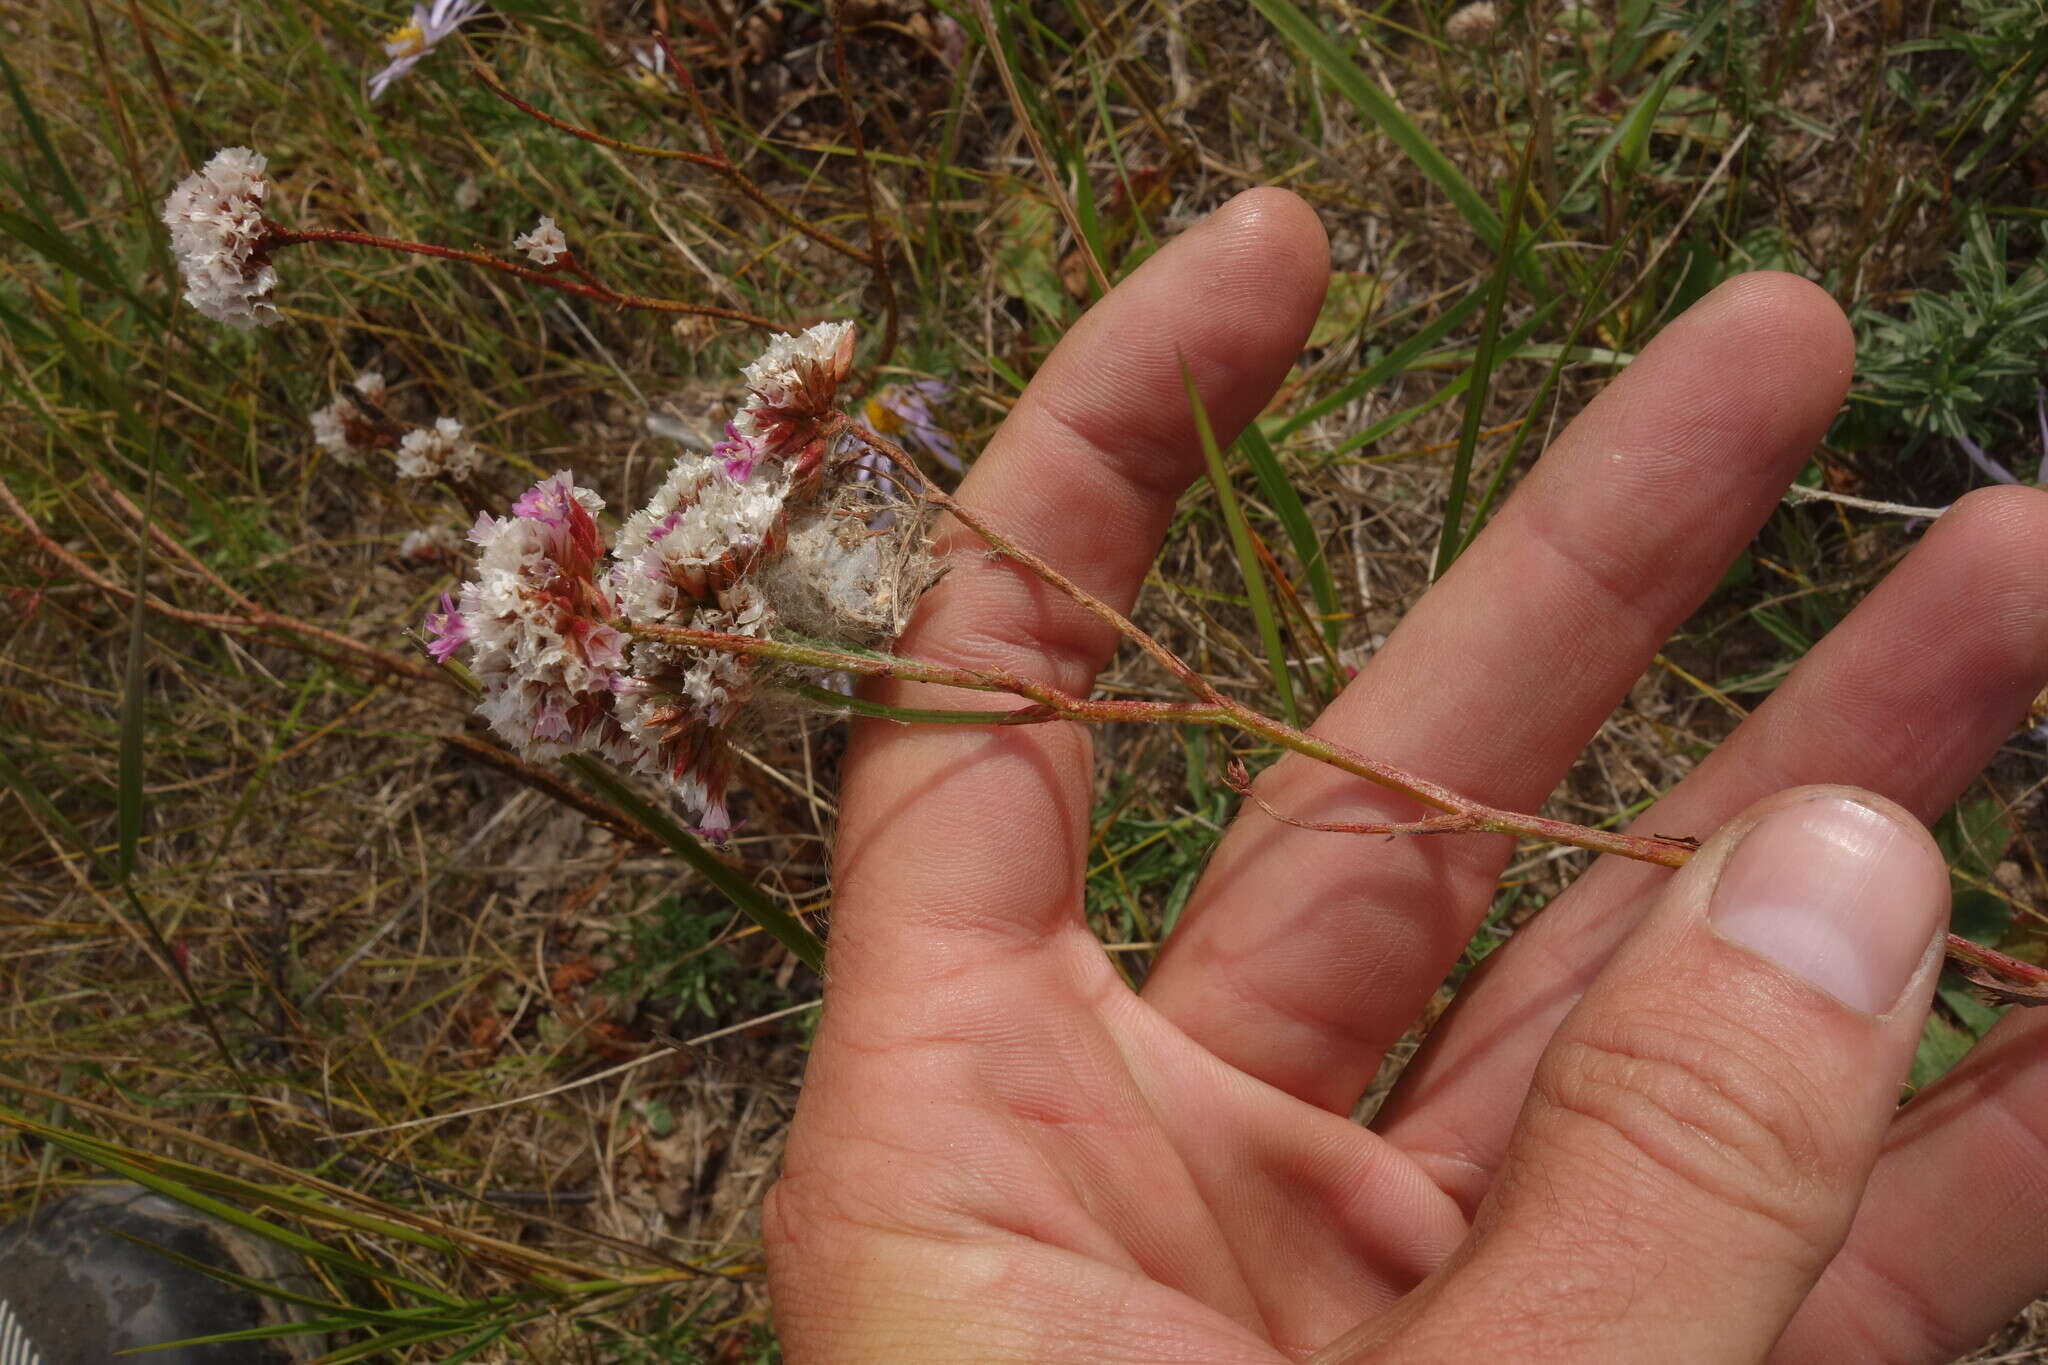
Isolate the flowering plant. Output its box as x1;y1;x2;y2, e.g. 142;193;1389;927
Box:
139;40;2048;1006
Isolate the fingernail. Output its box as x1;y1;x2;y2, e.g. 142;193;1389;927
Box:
1709;797;1947;1014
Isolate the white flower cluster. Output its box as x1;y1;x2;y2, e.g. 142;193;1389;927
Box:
395;417;482;481
398;524;464;563
513;216;568;266
429;321;932;838
715;320;855;479
454;477;637;764
1445;1;1499;44
161;147;281;329
310;370;388;465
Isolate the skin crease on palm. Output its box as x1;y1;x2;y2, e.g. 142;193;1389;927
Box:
760;189;2048;1363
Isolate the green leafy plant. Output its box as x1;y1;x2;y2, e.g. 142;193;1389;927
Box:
1839;208;2048;459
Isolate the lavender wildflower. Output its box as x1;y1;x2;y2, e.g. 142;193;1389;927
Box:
861;379;962;471
369;0;487;100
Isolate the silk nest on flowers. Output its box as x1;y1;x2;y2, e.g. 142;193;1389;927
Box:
425;321;937;839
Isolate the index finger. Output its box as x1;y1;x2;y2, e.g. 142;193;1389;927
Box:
826;189;1329;988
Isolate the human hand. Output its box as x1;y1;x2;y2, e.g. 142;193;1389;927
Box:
762;189;2048;1363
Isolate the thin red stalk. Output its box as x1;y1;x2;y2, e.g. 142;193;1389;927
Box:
1;475;446;688
625;619;1224;727
846;425;1696;867
477;65;876;267
849;425;1225;703
828;3;900;373
274;227;783;330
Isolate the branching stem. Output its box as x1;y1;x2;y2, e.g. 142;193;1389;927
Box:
273;227;782;330
475;65;877;269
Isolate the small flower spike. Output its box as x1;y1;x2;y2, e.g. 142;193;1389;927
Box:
394;417;483;481
1445;1;1499;44
513;216;568;267
161;147;282;329
717;321;856;484
311;370;391;466
369;0;488;100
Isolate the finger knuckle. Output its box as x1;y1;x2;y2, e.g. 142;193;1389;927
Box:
1532;1014;1840;1260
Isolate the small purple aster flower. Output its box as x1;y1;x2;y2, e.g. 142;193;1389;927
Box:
369;0;487;101
863;379;962;472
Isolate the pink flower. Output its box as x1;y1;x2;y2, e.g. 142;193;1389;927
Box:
423;593;467;661
726;321;856;486
513;216;568;266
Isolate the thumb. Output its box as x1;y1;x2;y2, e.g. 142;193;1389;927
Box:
1370;786;1952;1364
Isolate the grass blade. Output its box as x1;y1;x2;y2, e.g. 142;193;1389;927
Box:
1325;300;1559;463
1267;288;1488;443
1249;0;1539;293
565;756;827;973
1237;421;1342;658
1454;226;1639;556
1183;357;1298;725
1434;136;1537;581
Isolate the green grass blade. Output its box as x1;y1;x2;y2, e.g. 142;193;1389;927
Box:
1249;0;1539;293
565;756;827;973
1267;288;1488;442
1237;422;1342;658
1454;228;1638;555
1325;301;1559;463
1434;136;1537;580
1184;357;1298;725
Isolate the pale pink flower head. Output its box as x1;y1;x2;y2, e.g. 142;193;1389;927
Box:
612;458;788;610
617;583;772;842
721;321;856;485
394;416;482;481
453;473;633;759
161;147;282;329
311;370;390;465
513;216;568;266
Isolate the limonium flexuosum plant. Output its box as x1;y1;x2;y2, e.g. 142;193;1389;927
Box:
149;69;2048;1003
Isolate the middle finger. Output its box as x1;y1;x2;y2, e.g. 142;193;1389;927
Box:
1141;273;1853;1113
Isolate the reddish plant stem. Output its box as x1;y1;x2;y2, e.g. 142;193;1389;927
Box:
0;475;447;689
844;424;1692;867
625;618;1225;727
826;3;900;374
476;65;876;268
833;436;2048;1000
273;227;783;331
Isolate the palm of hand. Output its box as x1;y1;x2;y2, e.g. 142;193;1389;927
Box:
764;192;2048;1363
